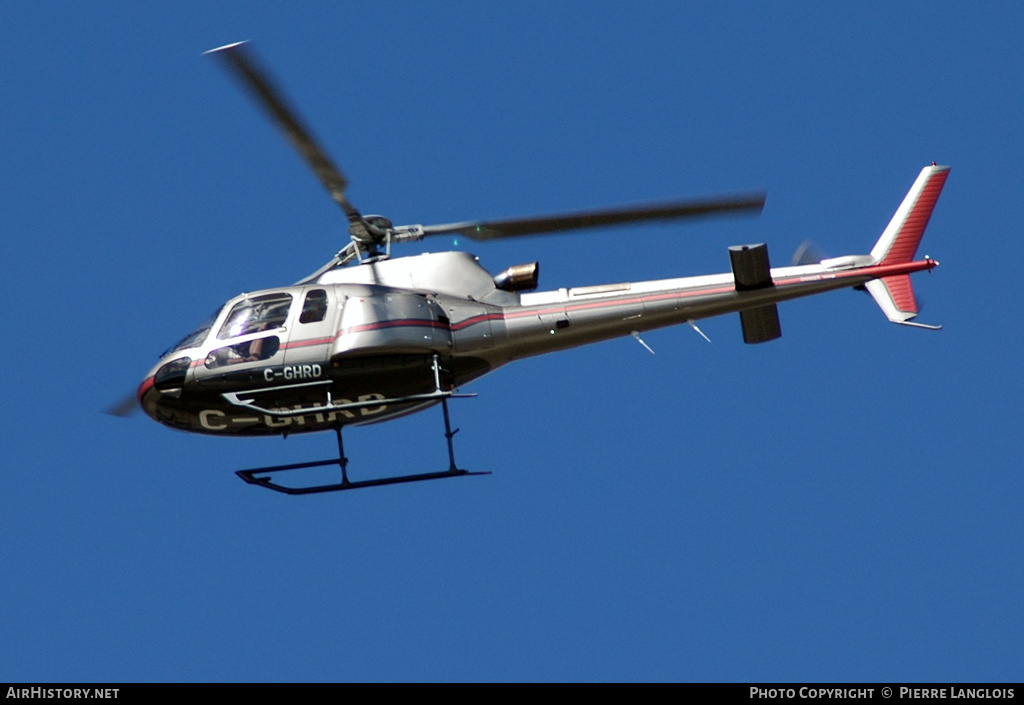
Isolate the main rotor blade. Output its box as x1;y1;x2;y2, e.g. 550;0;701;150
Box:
416;193;766;240
204;41;362;224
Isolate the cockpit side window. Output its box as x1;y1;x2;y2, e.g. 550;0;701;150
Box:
299;289;329;324
205;335;281;369
217;293;293;340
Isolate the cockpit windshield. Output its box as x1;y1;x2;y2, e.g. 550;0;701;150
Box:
217;293;293;340
162;307;222;357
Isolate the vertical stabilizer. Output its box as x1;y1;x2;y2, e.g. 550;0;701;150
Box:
864;164;948;329
870;164;949;265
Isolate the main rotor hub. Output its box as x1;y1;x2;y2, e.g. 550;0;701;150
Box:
349;215;393;243
363;215;393;231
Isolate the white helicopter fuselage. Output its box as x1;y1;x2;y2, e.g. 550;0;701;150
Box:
135;43;949;493
139;191;941;439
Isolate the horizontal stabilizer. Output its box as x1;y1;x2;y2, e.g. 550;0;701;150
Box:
729;243;774;290
729;243;782;343
740;304;782;344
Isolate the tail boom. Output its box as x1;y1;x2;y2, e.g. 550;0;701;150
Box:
506;165;948;355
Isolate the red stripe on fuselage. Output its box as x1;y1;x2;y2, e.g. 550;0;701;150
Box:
773;258;937;287
280;336;335;349
450;313;506;331
338;318;451;336
500;285;734;322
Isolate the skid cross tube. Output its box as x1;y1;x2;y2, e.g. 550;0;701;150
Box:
222;383;475;419
234;356;489;494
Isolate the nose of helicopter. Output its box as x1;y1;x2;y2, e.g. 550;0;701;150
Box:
139;355;192;409
137;375;156;403
135;354;198;429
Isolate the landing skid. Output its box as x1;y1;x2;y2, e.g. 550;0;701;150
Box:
235;396;489;495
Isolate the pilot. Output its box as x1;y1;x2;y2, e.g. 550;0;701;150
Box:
245;321;270;361
245;327;280;362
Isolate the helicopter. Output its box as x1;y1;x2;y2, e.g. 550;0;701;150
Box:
127;42;948;495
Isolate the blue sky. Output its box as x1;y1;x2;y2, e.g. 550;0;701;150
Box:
1;2;1021;682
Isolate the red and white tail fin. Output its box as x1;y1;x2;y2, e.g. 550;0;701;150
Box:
866;165;949;329
870;164;949;265
864;276;939;328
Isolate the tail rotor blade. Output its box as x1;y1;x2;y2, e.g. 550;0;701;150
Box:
792;239;828;266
